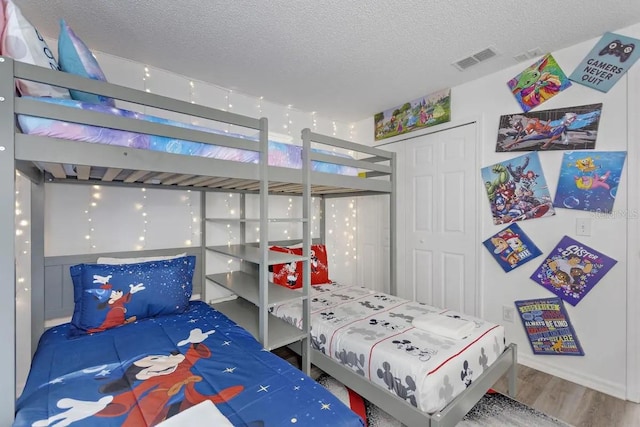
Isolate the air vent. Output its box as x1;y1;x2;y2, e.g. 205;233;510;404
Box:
452;45;499;71
514;47;544;63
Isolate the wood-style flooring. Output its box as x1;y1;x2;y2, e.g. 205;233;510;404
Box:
492;365;640;427
273;347;639;427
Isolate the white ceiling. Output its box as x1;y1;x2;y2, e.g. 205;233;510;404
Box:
16;0;640;122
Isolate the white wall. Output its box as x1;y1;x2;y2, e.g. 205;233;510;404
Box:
355;23;640;401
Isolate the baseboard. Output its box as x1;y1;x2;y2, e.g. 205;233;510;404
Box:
518;354;627;400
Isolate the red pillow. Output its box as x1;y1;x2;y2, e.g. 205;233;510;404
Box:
271;246;303;289
270;244;331;288
310;244;331;285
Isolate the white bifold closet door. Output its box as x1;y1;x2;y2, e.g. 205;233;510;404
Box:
404;123;478;316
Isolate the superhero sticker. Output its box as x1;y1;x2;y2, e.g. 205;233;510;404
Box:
495;103;602;152
569;32;640;93
507;53;572;112
481;152;555;225
553;151;627;213
530;236;617;306
482;223;542;272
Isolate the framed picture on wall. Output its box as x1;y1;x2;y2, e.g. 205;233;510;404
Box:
553;151;627;213
515;297;584;356
482;223;542;272
507;53;572;113
481;152;555;225
495;103;602;152
530;236;617;306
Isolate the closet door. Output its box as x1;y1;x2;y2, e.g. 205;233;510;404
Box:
405;123;478;315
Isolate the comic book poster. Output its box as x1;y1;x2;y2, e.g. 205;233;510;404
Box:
373;88;451;141
495;103;602;152
569;32;640;93
530;236;617;306
515;297;584;356
481;152;555;225
507;53;572;113
482;223;542;272
553;151;627;213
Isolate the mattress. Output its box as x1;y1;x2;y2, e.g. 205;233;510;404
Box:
14;301;364;427
270;283;506;414
17;96;357;176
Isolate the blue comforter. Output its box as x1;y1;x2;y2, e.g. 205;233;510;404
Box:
14;301;363;426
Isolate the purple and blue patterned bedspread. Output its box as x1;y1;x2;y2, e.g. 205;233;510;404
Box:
14;301;364;426
17;97;357;175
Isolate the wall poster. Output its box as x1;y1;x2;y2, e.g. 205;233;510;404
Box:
529;236;617;306
495;103;602;152
507;53;572;113
553;151;627;213
569;32;640;92
515;297;584;356
374;88;451;141
482;223;542;272
481;152;555;225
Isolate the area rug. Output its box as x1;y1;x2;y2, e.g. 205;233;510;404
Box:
316;374;572;427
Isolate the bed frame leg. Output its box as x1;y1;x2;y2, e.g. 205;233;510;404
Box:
508;343;518;398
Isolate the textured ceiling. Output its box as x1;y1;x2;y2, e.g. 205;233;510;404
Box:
15;0;640;122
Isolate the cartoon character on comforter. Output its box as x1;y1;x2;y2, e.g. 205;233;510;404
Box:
32;329;243;427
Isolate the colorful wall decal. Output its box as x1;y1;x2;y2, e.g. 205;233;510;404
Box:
553;151;627;213
515;297;584;356
373;88;451;141
482;223;542;272
507;53;572;113
530;236;617;306
495;103;602;152
481;152;555;225
569;32;640;93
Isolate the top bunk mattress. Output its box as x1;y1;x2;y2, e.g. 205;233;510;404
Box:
17;97;357;176
14;301;364;427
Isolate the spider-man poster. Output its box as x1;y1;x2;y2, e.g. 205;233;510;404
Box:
495;103;602;152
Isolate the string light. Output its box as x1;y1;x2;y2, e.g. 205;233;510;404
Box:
143;66;151;93
257;96;264;116
15;173;31;297
86;185;100;251
312;112;317;131
136;188;148;250
183;190;197;246
224;193;235;245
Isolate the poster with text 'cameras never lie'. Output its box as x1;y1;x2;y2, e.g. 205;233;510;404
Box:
569;32;640;93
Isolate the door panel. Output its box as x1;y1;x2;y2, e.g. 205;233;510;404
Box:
405;124;478;315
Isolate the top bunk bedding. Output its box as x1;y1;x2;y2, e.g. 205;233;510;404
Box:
14;301;365;427
17;96;357;176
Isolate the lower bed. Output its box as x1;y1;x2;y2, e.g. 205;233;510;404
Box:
14;301;364;427
270;283;509;415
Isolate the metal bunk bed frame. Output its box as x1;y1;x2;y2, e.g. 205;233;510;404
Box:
0;56;396;425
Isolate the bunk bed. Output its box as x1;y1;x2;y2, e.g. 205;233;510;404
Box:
1;56;391;426
0;56;517;426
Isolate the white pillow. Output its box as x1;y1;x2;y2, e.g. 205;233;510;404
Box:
97;253;187;265
1;0;70;98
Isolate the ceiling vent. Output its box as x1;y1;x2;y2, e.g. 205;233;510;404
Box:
514;47;544;62
452;46;499;71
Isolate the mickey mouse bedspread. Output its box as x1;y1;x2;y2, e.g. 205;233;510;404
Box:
14;301;364;427
270;283;506;414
